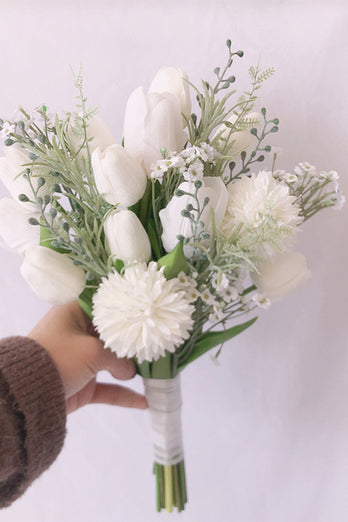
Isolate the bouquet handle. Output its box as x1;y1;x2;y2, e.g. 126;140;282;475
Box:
143;376;187;512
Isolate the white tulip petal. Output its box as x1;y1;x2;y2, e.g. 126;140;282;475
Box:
104;209;151;263
68;115;116;154
215;111;260;153
199;176;228;227
159;178;228;254
21;245;86;305
149;67;191;120
91;144;147;207
123;87;187;174
0;144;50;206
252;252;311;301
0;198;40;254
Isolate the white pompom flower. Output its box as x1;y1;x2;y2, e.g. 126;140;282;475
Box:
221;171;302;255
222;171;301;232
92;262;195;363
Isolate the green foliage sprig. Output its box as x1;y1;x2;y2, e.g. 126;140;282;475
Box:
2;79;112;280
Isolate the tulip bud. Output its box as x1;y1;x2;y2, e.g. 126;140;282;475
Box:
215;112;260;154
159;177;228;255
68;115;116;154
0;198;41;254
123;87;187;174
104;209;151;263
21;245;86;304
91;144;147;207
149;67;191;120
252;252;311;301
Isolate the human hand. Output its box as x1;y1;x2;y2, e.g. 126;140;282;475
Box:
28;301;147;414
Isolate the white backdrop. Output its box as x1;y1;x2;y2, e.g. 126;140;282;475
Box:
0;1;347;521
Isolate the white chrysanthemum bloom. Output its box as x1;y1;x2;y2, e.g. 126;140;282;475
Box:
175;271;199;302
150;154;185;182
220;286;239;304
176;271;197;289
199;287;215;305
221;171;301;246
179;145;199;163
294;162;316;177
200;142;216;162
208;301;225;324
212;272;229;292
334;192;346;210
252;293;271;309
183;160;204;182
92;262;195;363
1;122;15;138
284;173;298;184
319;170;339;182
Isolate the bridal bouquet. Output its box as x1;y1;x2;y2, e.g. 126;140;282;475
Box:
0;40;344;512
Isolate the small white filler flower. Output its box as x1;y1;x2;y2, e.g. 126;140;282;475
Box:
92;262;194;363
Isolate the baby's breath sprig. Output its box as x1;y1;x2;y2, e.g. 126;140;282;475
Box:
275;164;345;220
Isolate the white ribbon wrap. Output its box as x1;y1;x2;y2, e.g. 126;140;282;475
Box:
143;376;184;466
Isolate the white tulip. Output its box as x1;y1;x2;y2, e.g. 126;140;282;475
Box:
159;176;228;254
21;245;86;305
123;87;187;174
149;67;191;120
104;209;151;263
68;115;116;154
215;112;260;154
0;198;41;254
252;252;311;301
0;145;46;207
91;144;147;207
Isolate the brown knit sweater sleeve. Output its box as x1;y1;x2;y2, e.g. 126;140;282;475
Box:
0;336;66;508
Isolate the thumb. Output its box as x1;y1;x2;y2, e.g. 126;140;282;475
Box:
97;345;137;381
81;334;137;381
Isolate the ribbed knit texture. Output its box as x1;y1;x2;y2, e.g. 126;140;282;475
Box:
0;336;66;508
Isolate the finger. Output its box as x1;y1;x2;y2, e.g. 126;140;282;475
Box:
98;347;136;380
90;383;148;409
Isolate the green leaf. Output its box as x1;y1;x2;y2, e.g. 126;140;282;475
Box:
146;216;163;260
136;359;151;378
139;179;152;226
178;317;257;372
136;351;174;378
113;258;124;273
128;200;141;219
78;285;96;318
157;241;189;280
151;352;173;379
39;225;69;254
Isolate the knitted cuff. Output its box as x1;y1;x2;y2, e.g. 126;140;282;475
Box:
0;337;66;497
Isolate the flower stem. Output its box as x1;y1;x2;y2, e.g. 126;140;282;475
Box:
164;465;173;512
179;460;188;503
